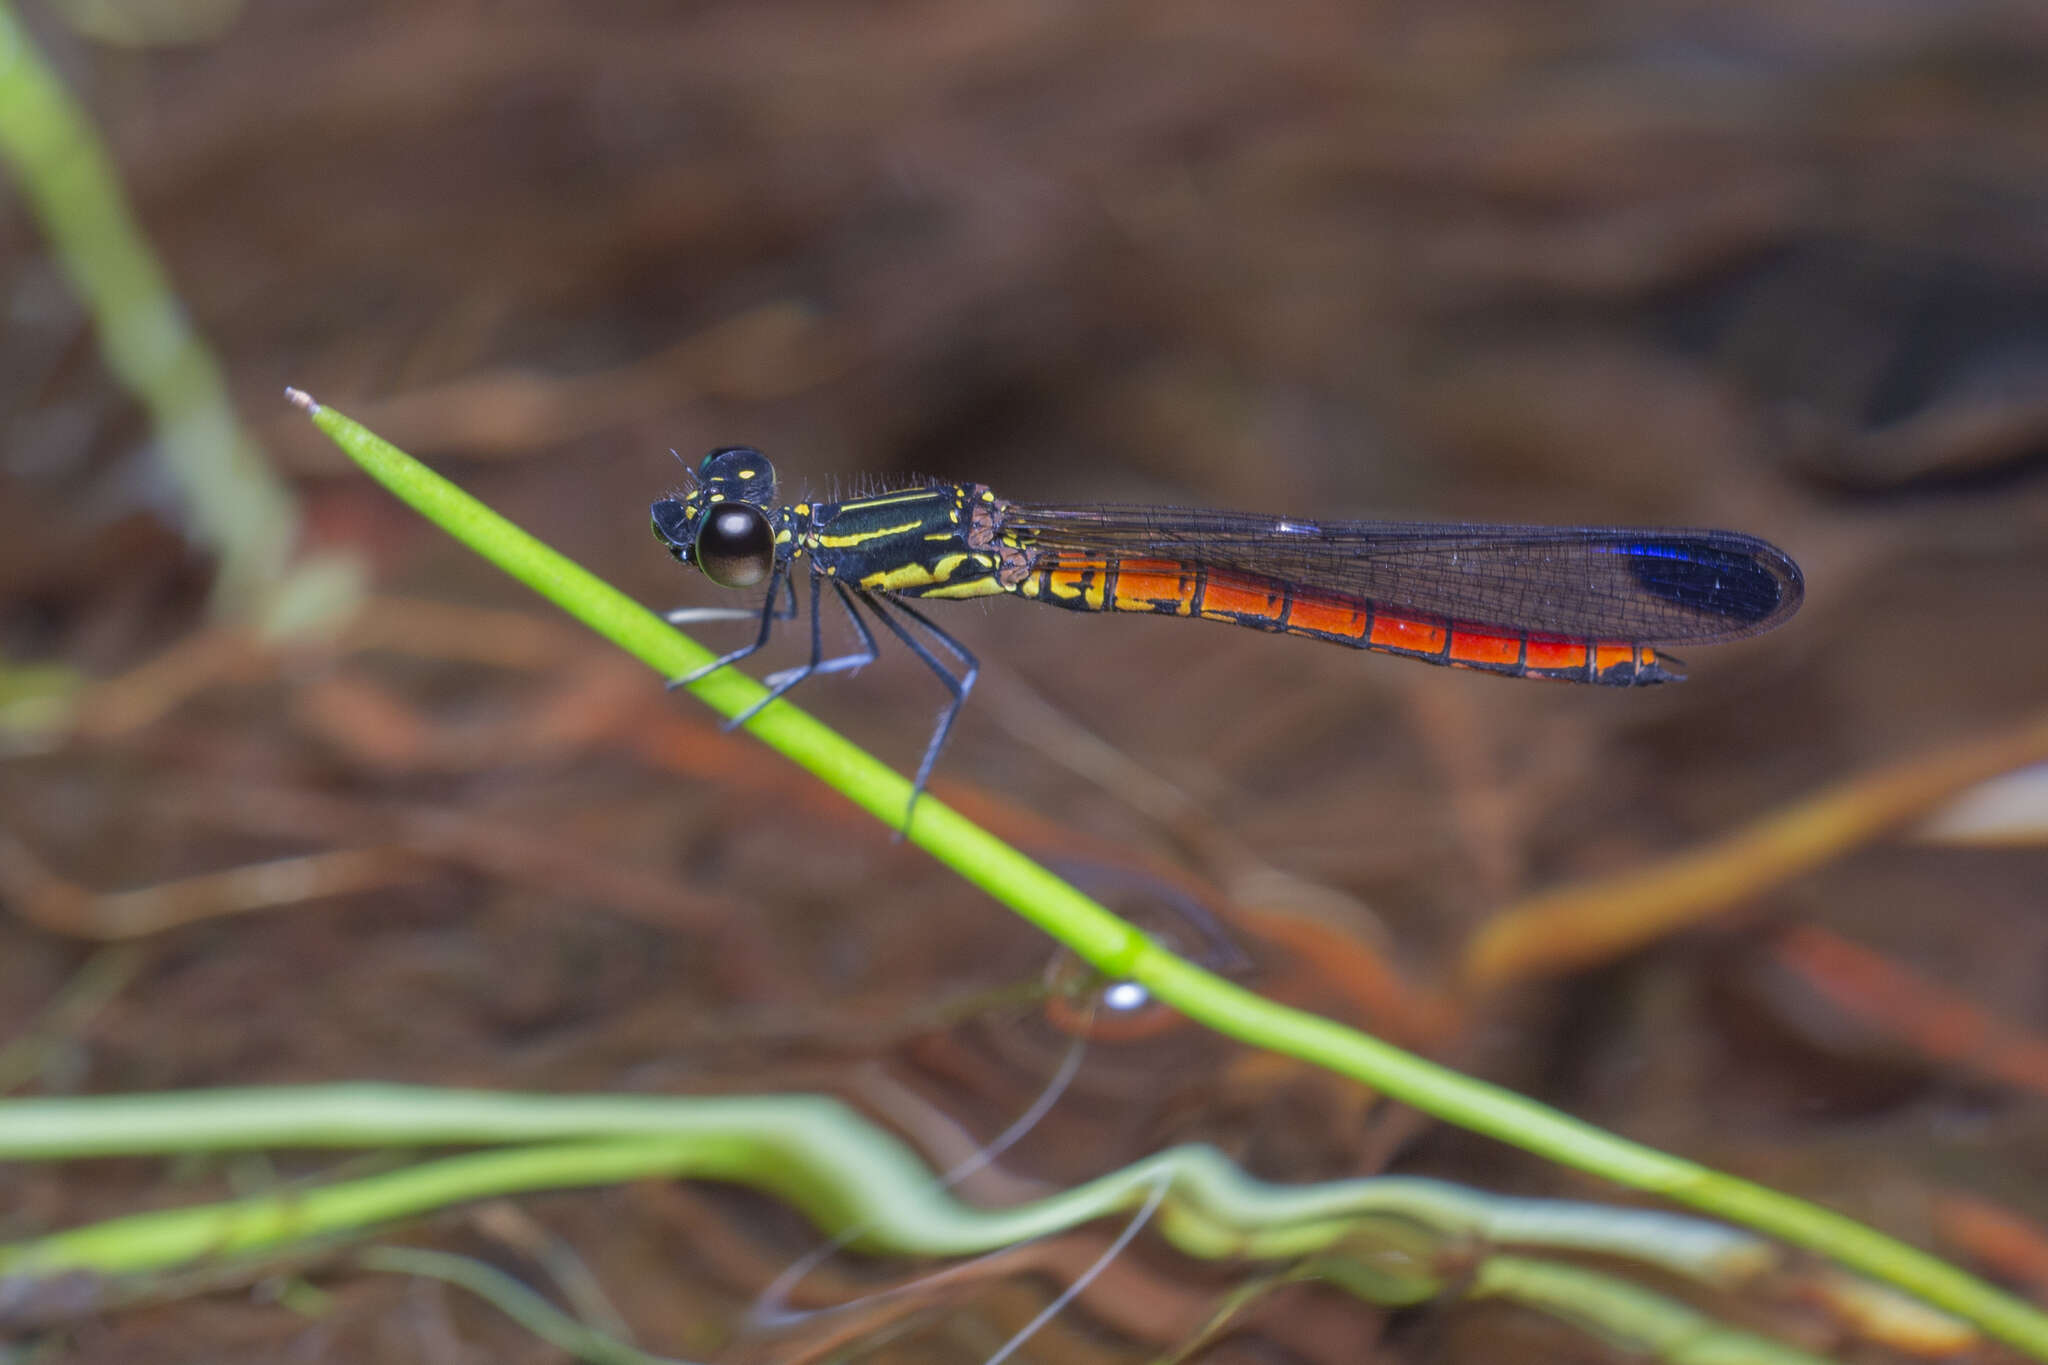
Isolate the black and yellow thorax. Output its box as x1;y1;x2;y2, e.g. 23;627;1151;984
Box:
795;483;1018;599
652;447;1022;601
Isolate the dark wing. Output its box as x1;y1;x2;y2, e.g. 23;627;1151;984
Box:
1002;504;1803;644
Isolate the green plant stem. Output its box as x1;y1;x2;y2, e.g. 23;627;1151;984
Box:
354;1246;695;1365
279;390;2042;1358
0;1085;1779;1285
1470;1256;1832;1365
0;3;359;632
5;1086;1882;1362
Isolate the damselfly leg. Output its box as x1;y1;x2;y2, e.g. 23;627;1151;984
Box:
760;580;879;691
853;591;979;823
664;564;796;689
731;574;880;728
666;565;887;730
664;559;958;822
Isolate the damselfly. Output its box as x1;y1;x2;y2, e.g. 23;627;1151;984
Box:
652;447;1802;820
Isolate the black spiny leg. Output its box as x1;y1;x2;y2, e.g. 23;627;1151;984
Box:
854;591;979;827
665;562;792;689
759;579;879;694
664;564;796;630
728;571;880;727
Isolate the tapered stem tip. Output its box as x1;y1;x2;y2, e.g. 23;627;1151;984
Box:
283;386;322;415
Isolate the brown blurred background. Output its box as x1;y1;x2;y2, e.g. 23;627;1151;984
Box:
3;0;2047;1360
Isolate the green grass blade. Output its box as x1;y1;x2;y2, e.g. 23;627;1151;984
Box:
0;3;359;632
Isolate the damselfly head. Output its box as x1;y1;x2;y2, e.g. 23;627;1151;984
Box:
649;494;776;587
696;446;778;506
653;446;786;586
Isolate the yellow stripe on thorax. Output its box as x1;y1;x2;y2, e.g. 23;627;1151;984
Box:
918;576;1006;600
858;552;990;593
816;518;927;549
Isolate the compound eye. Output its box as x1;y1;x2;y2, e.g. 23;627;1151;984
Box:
694;504;775;588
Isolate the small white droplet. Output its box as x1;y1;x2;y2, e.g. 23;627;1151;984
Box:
1102;981;1151;1013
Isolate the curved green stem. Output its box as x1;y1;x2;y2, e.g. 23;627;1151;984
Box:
4;1085;1881;1363
277;392;2042;1358
0;1086;1769;1282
